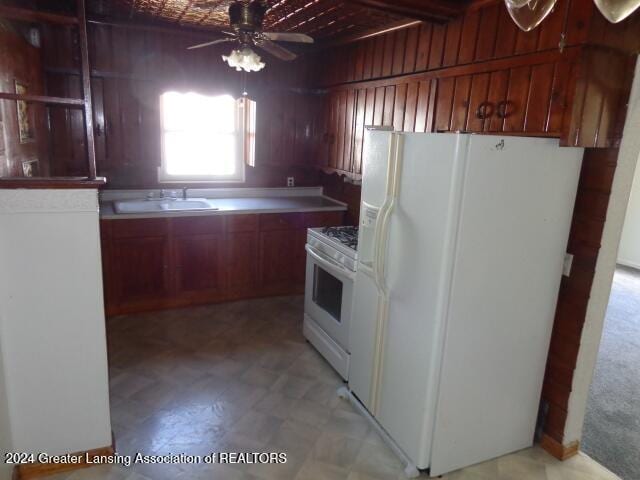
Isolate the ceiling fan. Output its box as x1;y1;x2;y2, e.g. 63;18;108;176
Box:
187;1;314;71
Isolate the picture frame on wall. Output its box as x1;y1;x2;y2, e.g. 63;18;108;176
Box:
15;80;34;144
22;159;39;177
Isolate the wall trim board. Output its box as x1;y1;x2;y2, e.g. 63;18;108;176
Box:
539;434;580;460
12;446;114;480
313;47;581;91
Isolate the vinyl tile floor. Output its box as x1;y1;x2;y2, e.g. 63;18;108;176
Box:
45;296;618;480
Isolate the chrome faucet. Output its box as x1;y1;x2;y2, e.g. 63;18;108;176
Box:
159;189;180;200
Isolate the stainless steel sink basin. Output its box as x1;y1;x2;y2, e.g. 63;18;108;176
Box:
113;198;215;214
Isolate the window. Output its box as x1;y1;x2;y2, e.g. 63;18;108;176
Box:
158;92;256;183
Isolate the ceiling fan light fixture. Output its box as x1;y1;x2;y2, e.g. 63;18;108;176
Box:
222;47;265;72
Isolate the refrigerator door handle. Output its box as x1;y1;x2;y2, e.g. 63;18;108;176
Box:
373;133;404;297
368;133;404;415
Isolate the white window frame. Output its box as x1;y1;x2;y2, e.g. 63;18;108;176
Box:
158;92;250;184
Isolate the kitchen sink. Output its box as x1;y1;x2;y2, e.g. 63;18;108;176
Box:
113;198;215;214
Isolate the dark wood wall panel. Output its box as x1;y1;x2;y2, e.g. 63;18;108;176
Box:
542;147;619;442
42;22;321;188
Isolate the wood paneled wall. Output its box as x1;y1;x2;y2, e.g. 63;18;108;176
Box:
308;0;639;178
312;0;639;446
0;29;48;177
42;22;322;188
542;148;618;440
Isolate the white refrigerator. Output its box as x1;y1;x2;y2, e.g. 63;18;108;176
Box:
349;130;583;476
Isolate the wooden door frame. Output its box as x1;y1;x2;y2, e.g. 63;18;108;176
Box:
562;59;640;447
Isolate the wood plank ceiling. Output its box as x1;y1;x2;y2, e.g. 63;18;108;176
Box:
86;0;470;43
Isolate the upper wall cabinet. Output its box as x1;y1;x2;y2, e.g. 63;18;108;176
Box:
309;0;639;178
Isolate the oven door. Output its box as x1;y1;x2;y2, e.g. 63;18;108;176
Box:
304;244;354;351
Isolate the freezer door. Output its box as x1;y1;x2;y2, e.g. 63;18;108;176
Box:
349;128;394;409
349;268;382;408
374;133;468;468
357;129;394;275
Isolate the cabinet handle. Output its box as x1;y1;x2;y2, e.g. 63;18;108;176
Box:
475;101;494;120
496;100;513;119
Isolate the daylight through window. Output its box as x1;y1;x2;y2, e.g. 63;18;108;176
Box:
158;92;255;183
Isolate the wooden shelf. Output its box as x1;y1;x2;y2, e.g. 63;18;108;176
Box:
0;177;107;189
0;92;84;108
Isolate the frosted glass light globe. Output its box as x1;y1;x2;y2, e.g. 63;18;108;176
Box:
222;47;266;72
506;0;558;31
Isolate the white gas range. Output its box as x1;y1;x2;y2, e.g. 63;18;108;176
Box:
304;226;358;380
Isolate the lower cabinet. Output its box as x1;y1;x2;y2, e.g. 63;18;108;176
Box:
101;210;344;316
101;218;171;308
174;234;226;296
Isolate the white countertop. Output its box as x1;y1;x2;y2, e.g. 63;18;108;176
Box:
99;187;348;219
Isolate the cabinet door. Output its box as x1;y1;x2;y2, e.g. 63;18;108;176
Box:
226;215;259;297
259;230;296;293
112;235;170;304
466;73;491;132
502;65;531;132
227;231;258;296
174;234;226;296
450;75;472;132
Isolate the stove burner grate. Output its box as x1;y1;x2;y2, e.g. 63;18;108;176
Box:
321;226;359;250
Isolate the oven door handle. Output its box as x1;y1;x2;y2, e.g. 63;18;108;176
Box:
305;245;356;281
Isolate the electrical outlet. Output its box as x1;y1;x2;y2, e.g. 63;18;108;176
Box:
563;253;574;277
287;177;295;187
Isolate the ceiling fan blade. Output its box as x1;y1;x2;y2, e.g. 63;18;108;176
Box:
263;32;314;44
255;38;297;61
187;38;234;50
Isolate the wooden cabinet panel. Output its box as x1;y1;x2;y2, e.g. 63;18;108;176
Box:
227;231;258;296
524;63;555;133
304;212;344;228
172;215;224;236
227;214;258;232
503;66;532;132
393;84;408;132
548;61;572;134
112;235;170;303
404;82;419;132
450;75;472;131
111;217;168;238
466;73;491;132
435;77;455;132
174;234;225;295
353;89;367;175
485;69;510;132
260;213;303;231
102;210;345;315
259;230;296;291
415;80;432;133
